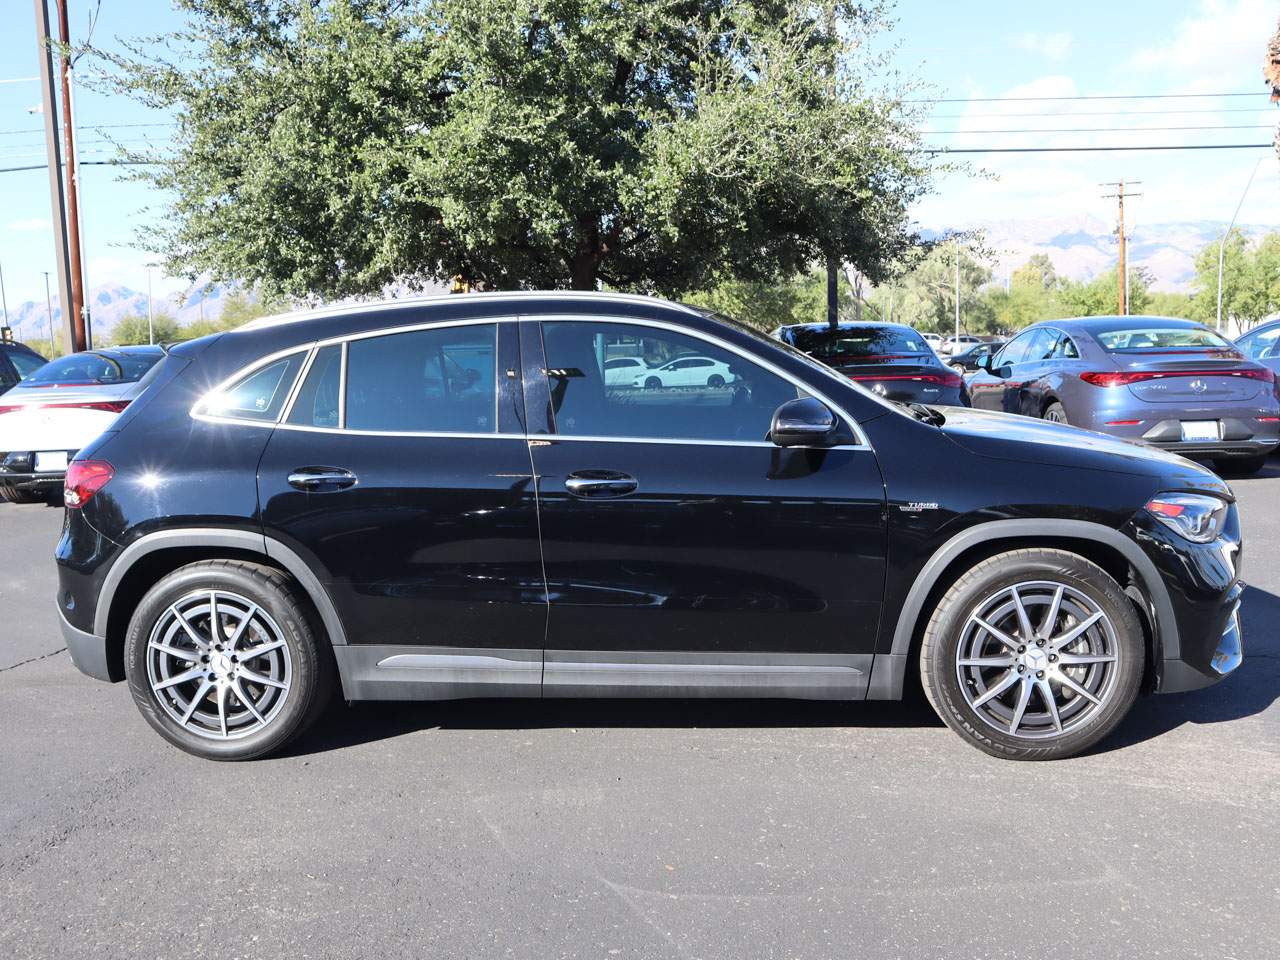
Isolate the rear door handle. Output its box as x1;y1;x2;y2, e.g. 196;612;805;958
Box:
287;467;358;492
564;470;638;499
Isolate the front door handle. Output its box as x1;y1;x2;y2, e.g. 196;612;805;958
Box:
287;467;358;492
564;470;638;499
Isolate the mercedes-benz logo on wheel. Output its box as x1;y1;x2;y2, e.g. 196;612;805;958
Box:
1189;379;1208;394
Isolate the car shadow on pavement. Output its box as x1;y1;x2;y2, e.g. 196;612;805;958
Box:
285;692;946;758
283;584;1280;759
1091;582;1280;754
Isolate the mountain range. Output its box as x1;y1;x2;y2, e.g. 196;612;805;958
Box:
1;218;1267;342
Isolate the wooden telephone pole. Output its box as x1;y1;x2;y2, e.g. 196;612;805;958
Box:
1101;180;1142;316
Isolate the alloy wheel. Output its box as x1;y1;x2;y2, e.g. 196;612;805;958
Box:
145;590;292;741
954;580;1119;740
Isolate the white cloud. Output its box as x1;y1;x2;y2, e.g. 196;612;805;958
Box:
1014;32;1073;62
1128;0;1274;90
7;218;49;233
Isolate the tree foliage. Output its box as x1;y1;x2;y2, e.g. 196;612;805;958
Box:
109;312;181;346
1188;228;1280;331
99;0;938;298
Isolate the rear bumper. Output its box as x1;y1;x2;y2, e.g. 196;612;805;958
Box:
0;449;75;489
1148;438;1279;459
58;603;113;682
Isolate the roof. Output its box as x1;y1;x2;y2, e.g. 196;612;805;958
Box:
239;290;701;333
1046;315;1208;331
780;321;913;332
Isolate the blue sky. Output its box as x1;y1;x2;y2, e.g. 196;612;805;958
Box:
1;0;1277;309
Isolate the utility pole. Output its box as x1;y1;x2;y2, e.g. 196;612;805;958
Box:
33;0;75;353
147;265;154;344
1101;180;1142;316
43;271;56;349
55;0;89;351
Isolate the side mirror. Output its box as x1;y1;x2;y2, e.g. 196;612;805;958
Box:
770;397;837;447
976;353;993;372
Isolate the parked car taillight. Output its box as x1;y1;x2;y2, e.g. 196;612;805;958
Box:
0;400;130;415
850;371;964;388
64;460;115;508
1080;368;1275;387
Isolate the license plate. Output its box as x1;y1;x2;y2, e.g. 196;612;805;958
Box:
34;451;68;472
1180;420;1220;442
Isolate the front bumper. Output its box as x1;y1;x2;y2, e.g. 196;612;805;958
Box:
1129;506;1246;694
58;604;113;681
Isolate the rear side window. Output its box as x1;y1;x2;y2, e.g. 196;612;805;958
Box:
201;353;307;422
345;324;497;433
1240;326;1280;360
286;345;342;428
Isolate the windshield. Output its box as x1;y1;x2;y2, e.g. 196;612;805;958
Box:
23;351;162;386
788;326;930;359
1095;326;1233;353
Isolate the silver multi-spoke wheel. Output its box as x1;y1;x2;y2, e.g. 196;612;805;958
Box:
955;580;1119;740
145;590;293;741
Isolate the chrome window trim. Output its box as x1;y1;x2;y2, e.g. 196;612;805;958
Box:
530;313;869;449
279;346;319;425
338;341;348;429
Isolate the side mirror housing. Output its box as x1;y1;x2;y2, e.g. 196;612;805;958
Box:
770;397;838;447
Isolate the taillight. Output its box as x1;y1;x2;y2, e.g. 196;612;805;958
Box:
1080;368;1275;387
850;371;964;388
0;400;129;415
64;460;114;508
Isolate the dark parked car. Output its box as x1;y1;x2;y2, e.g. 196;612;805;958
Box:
774;321;970;406
1235;318;1280;375
967;316;1280;475
948;339;1006;373
58;293;1242;762
0;337;48;394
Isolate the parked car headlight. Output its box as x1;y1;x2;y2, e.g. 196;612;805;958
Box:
1144;493;1229;543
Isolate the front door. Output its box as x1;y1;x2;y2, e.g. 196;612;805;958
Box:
522;316;887;699
257;319;547;695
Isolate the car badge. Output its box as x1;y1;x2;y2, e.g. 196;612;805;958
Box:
1189;379;1208;394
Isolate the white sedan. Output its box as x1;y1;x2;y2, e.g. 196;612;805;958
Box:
631;355;736;389
0;346;166;504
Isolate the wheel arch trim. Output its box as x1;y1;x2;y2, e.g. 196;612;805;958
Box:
94;527;348;647
869;518;1178;698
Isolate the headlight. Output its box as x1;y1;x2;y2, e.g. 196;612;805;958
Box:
1144;493;1229;543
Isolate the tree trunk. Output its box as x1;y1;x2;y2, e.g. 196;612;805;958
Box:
570;254;597;290
571;212;601;290
826;256;839;330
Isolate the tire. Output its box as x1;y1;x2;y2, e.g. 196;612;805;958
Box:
1042;401;1069;425
920;549;1144;761
0;485;43;504
707;374;725;388
644;376;662;390
1214;454;1268;477
124;560;334;761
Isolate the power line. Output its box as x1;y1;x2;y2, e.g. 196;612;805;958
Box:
0;121;177;137
0;159;159;174
923;124;1273;134
928;143;1273;154
930;106;1272;118
910;91;1266;104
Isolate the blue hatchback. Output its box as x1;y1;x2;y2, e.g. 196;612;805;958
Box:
966;316;1280;475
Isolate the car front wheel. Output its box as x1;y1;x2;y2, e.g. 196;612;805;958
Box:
920;548;1143;760
124;560;333;761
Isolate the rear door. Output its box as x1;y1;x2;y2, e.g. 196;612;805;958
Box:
256;318;547;693
523;315;887;699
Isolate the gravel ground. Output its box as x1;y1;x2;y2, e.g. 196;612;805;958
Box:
2;463;1278;960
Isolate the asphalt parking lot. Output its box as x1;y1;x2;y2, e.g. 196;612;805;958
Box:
2;468;1279;960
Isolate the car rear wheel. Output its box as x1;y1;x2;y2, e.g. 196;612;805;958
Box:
1043;401;1069;424
920;549;1143;761
644;376;662;390
124;560;333;761
1214;454;1268;477
0;485;45;504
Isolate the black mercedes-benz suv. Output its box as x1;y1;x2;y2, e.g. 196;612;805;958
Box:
55;293;1244;761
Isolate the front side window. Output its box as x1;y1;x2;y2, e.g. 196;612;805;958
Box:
994;331;1035;367
200;353;307;422
345;323;497;433
540;321;804;443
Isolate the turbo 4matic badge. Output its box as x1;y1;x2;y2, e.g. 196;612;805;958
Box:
898;502;939;513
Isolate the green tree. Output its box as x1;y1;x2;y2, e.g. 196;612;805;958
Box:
99;1;939;299
109;313;180;346
1189;229;1252;327
1057;267;1152;317
181;289;288;339
1011;253;1058;292
684;269;855;332
869;242;991;334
